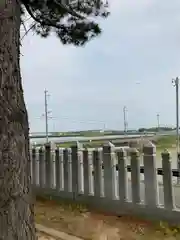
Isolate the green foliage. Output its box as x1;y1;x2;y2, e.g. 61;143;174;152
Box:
20;0;109;45
138;127;175;133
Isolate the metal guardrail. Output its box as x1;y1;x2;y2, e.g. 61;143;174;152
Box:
105;165;180;177
128;166;179;177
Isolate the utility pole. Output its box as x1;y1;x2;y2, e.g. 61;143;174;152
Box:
44;89;51;144
103;123;106;132
123;106;128;134
172;77;180;183
157;113;160;133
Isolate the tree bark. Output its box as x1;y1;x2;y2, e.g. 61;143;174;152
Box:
0;1;36;239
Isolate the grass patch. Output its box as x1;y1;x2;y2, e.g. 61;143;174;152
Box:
57;141;77;148
36;195;88;213
56;140;109;149
156;135;177;149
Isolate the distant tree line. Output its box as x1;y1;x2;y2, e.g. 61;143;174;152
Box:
138;127;175;133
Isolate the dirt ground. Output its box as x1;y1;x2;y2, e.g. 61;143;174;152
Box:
37;233;56;240
35;198;180;240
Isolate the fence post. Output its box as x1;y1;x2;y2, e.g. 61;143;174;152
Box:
63;148;69;193
130;148;141;204
55;148;60;191
71;146;78;199
59;148;64;190
178;153;180;184
162;150;175;210
112;147;118;199
39;147;45;188
89;150;94;195
99;148;104;197
143;142;159;208
51;147;56;188
116;148;128;202
103;145;113;199
99;149;104;197
93;149;103;198
45;144;53;189
83;149;90;195
78;149;83;194
32;148;37;186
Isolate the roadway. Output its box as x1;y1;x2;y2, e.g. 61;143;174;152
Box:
30;132;155;139
30;133;157;145
29;131;175;145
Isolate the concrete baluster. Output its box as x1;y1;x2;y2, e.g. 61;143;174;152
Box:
99;149;104;197
83;149;90;195
93;149;103;198
71;146;78;199
117;148;128;202
103;145;113;199
162;150;175;210
32;148;37;186
55;148;60;191
39;147;45;188
143;142;159;208
89;150;94;195
45;144;53;189
68;148;72;192
63;148;69;193
130;148;141;204
55;148;64;191
78;149;83;194
111;148;118;200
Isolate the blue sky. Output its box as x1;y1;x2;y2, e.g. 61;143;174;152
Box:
20;0;180;132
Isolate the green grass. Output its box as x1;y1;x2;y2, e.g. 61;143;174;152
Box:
57;140;108;149
34;135;178;152
57;141;76;148
156;136;176;150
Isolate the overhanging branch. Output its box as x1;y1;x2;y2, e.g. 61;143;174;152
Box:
21;0;85;30
53;0;84;19
21;0;63;29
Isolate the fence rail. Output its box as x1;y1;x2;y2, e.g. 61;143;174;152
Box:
31;143;180;224
126;166;180;177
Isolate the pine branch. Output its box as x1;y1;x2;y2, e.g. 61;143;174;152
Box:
19;0;109;45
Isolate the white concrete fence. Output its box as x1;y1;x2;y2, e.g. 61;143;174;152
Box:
31;143;180;224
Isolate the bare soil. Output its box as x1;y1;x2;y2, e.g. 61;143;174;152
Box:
35;198;180;240
37;233;56;240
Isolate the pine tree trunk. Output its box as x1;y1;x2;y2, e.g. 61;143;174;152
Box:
0;1;36;239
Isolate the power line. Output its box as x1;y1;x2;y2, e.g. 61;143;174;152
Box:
32;114;128;131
